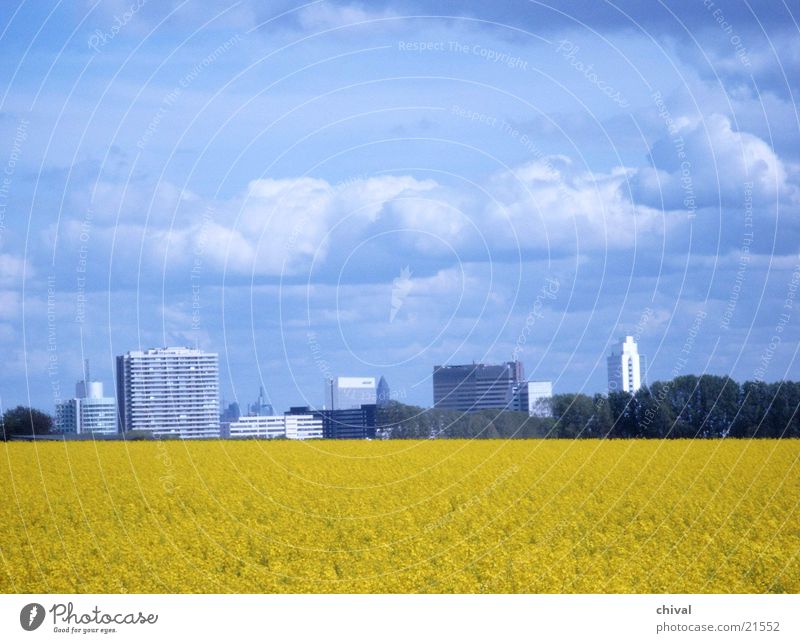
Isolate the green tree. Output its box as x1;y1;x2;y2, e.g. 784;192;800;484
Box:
2;406;53;440
551;394;595;438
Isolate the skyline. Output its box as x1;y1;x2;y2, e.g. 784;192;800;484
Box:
0;1;798;414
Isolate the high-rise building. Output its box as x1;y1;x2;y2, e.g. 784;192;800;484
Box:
325;377;377;410
55;379;117;435
607;336;645;394
249;386;274;416
513;381;553;417
433;361;524;411
376;376;391;407
116;347;220;438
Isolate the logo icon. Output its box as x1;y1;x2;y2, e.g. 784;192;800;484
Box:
390;266;413;323
20;603;45;631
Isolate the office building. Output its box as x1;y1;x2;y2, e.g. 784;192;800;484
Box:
325;376;377;410
228;415;286;439
285;407;323;439
607;336;645;394
55;379;117;435
513;381;553;417
433;361;524;411
320;404;377;440
116;347;220;438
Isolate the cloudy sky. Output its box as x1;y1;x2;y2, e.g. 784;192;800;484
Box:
0;0;798;413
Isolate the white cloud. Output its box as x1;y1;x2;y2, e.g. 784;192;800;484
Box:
632;114;797;210
0;254;31;286
296;3;396;31
485;157;666;250
202;174;439;275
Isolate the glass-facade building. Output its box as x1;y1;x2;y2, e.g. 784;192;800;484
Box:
433;361;525;412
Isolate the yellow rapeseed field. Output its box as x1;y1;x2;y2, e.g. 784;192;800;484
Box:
1;439;798;593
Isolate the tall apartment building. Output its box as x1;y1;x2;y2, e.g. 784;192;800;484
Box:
513;380;553;417
433;361;524;412
607;336;645;394
325;376;377;410
116;347;220;438
55;379;117;435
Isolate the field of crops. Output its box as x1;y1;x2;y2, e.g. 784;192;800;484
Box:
1;440;798;593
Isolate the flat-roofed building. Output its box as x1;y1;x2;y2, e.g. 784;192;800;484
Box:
228;415;286;439
55;380;117;435
433;361;524;412
320;404;377;439
325;376;377;410
116;347;220;439
284;409;323;440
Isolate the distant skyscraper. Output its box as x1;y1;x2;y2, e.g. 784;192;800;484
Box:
249;386;274;416
116;347;220;438
55;378;117;435
513;381;553;417
433;361;524;411
325;377;377;410
607;336;645;394
376;376;391;407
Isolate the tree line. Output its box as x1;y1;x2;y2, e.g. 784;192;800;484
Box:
3;375;798;440
377;375;800;439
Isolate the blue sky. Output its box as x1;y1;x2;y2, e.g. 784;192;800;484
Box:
0;0;798;413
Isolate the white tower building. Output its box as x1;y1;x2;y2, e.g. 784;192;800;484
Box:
607;336;645;394
116;347;220;438
55;379;117;435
